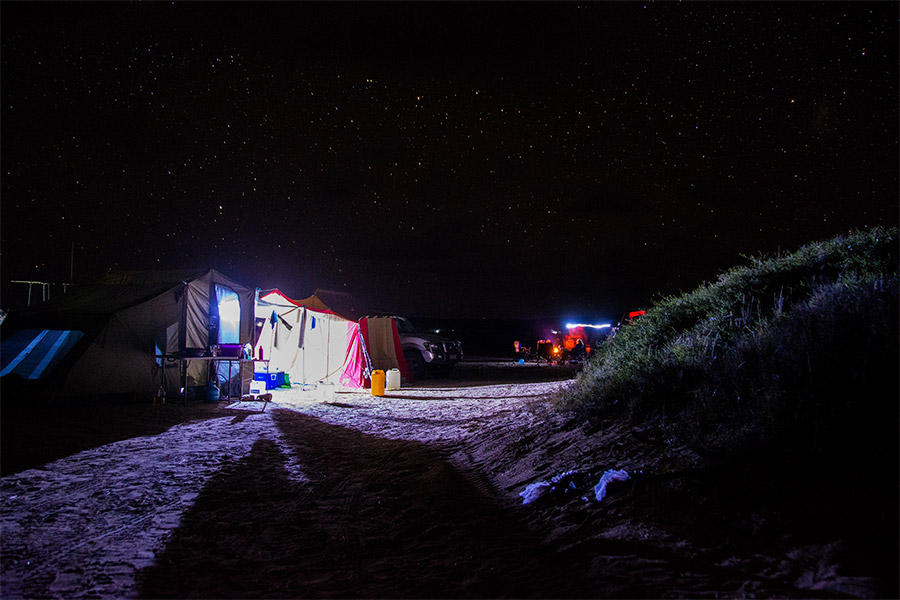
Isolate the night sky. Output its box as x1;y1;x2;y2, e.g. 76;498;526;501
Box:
2;2;897;320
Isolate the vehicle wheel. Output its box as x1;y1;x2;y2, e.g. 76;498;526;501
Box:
404;350;424;379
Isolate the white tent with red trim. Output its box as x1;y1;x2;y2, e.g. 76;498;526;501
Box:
293;289;413;381
254;290;372;389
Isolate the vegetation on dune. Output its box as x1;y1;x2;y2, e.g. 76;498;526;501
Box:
561;226;899;460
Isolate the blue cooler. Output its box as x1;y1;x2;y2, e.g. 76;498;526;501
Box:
254;371;285;390
268;371;286;389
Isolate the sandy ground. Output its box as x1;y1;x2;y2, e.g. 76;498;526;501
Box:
1;361;896;598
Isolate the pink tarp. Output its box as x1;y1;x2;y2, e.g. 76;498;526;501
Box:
340;323;368;389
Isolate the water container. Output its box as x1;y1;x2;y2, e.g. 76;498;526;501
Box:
385;368;401;391
371;370;385;397
202;381;220;403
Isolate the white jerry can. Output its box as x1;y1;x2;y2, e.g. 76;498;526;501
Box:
385;368;401;391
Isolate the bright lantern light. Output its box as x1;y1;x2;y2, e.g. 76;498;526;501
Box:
565;322;611;330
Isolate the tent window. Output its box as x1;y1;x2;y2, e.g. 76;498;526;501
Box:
215;285;241;344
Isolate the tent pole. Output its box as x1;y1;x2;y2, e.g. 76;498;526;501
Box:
181;281;188;404
301;307;307;385
268;319;274;377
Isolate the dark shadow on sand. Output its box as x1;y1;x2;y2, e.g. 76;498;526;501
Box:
137;410;604;599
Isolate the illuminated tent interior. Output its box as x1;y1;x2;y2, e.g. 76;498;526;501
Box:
296;291;413;381
255;289;372;389
0;269;256;400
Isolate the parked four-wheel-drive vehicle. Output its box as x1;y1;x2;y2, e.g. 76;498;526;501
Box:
394;316;463;378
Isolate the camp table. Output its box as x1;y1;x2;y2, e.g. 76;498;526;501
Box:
156;355;268;404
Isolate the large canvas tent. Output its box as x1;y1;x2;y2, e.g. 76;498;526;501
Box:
255;289;372;389
0;269;256;400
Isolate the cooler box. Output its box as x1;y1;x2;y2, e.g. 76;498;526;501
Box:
268;371;286;390
254;371;285;390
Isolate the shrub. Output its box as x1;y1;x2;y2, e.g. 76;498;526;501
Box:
560;226;899;458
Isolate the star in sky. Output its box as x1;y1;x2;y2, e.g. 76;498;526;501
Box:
1;2;897;319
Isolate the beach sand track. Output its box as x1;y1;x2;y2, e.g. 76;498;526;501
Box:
138;409;603;599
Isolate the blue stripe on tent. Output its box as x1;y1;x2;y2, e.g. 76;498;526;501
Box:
0;330;50;377
29;330;73;379
0;329;83;380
